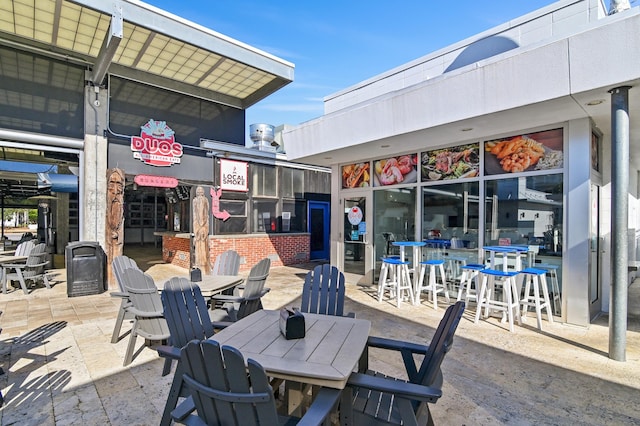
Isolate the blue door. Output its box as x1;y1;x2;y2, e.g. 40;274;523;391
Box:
308;201;330;261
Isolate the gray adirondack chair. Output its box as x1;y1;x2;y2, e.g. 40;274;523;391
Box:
211;249;242;299
120;268;170;366
210;257;271;324
110;255;142;343
341;301;465;426
157;277;220;426
4;243;50;294
172;340;341;426
301;263;354;317
211;249;241;275
14;239;36;257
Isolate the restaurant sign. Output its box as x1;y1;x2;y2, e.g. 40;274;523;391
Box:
134;174;178;188
131;119;183;167
220;159;248;191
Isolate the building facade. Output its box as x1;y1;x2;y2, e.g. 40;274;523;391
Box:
284;0;640;327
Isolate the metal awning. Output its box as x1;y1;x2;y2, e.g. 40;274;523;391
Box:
0;0;294;109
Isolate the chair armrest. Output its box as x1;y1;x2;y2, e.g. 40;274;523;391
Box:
110;291;129;298
2;263;26;268
211;294;243;303
366;336;429;355
296;387;342;426
211;321;231;329
171;396;197;423
127;307;164;318
156;344;181;360
347;372;442;404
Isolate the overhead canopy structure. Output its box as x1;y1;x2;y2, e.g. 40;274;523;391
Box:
0;0;294;109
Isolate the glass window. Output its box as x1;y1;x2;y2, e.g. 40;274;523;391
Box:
422;182;479;264
252;164;277;197
484;175;562;251
373;188;416;262
283;200;306;232
253;199;278;232
215;199;247;234
282;167;304;198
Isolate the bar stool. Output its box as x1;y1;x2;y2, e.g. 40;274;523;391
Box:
415;259;450;310
457;263;485;304
537;263;561;316
444;256;467;292
519;267;554;330
474;268;521;332
378;257;414;308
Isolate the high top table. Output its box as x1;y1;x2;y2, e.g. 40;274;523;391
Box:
392;241;427;289
483;245;529;271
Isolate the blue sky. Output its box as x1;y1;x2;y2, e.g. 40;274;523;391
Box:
145;1;555;135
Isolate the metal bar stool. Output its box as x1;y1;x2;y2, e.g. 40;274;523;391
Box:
537;263;562;316
378;257;415;308
415;259;450;310
474;268;521;332
519;267;555;329
457;263;485;304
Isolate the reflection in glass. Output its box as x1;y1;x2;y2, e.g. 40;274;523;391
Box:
485;175;564;313
422;182;479;265
374;188;416;263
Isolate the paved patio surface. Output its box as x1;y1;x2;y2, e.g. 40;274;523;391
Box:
0;251;639;425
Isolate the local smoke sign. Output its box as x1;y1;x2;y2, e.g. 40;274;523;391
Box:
131;119;183;167
220;159;248;191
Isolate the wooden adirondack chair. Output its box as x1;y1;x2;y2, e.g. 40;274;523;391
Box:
301;263;354;317
120;268;170;366
14;239;36;257
210;257;271;324
157;277;219;426
110;255;143;343
172;340;341;426
3;243;50;295
341;301;466;426
211;249;241;276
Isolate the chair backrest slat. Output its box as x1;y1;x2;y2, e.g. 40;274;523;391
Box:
162;277;215;349
112;255;140;292
417;301;465;386
180;341;280;425
301;264;346;316
211;250;241;276
235;258;271;320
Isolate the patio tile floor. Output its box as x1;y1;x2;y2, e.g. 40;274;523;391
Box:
0;253;638;425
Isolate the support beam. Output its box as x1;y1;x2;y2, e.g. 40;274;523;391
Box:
609;85;631;361
91;5;123;85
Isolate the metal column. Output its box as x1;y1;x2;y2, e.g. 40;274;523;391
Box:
609;86;631;361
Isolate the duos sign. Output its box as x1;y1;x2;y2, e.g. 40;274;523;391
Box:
131;119;183;167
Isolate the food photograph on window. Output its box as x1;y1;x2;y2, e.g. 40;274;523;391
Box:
373;154;418;186
421;143;480;181
484;128;564;175
342;162;370;188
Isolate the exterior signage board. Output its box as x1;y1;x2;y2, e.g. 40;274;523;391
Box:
131;119;183;167
220;159;248;191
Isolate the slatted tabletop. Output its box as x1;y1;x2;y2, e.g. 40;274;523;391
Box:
211;309;371;389
196;275;243;297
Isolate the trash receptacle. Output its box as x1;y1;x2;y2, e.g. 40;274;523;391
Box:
66;242;106;297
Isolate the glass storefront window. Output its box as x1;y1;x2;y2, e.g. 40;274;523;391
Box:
422;182;479;264
484;175;562;251
253;199;278;232
283;200;306;232
374;188;416;262
252;164;277;197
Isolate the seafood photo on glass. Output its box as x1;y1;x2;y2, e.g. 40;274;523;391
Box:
421;143;480;181
374;154;417;186
484;135;563;174
342;162;370;188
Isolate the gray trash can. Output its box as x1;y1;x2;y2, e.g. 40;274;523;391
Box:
66;242;107;297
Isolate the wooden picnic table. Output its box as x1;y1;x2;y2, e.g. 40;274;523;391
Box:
211;309;371;415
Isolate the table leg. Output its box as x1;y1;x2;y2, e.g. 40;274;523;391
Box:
285;380;305;417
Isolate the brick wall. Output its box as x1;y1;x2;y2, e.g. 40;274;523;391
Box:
160;233;310;272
